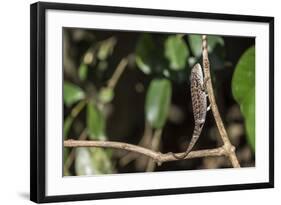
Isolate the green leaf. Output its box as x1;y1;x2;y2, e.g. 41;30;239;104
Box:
135;34;155;74
232;46;255;151
90;148;114;174
78;63;88;81
207;36;224;51
135;34;169;75
241;91;255;151
164;35;189;70
97;37;117;61
232;46;255;103
188;35;202;57
189;35;224;57
75;148;96;175
98;87;114;104
145;79;172;129
64;82;85;107
64;147;71;176
63;116;73;138
87;101;106;140
75;148;114;175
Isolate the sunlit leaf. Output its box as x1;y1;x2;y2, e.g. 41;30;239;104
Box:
145;79;172;129
83;51;94;64
98;87;114;104
75;148;96;175
97;37;117;61
87;101;106;140
164;35;189;70
232;46;255;103
188;35;202;57
64;82;85;107
78;63;88;81
232;46;255;151
90;148;114;174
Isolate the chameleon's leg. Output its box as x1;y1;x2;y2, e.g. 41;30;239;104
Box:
197;119;205;124
203;77;211;111
202;76;210;93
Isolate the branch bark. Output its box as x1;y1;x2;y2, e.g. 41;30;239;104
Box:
63;35;241;169
202;35;240;168
64;139;227;165
107;57;128;89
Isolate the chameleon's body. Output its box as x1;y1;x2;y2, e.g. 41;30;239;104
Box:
173;63;208;159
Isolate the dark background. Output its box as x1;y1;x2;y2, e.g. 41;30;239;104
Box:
63;28;255;175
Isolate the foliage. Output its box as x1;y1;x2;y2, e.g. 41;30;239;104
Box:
98;87;114;104
64;82;85;107
189;35;224;57
164;35;189;70
86;101;106;140
78;63;88;81
75;147;95;175
232;46;255;151
75;147;114;175
63;29;255;175
145;79;172;129
135;34;167;74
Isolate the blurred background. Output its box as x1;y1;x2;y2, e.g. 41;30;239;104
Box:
63;28;255;176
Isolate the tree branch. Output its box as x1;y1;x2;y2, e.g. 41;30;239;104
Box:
63;35;241;170
64;139;227;165
107;57;128;89
201;35;240;168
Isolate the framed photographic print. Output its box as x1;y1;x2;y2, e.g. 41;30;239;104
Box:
30;1;274;203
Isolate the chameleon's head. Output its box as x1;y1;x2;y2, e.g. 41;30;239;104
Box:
191;63;203;79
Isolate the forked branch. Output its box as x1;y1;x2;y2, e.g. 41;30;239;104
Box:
202;35;240;168
64;35;240;168
64;139;227;165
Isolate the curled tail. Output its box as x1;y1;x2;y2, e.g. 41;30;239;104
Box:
172;125;201;159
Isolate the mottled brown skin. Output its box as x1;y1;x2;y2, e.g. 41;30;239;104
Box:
173;63;207;159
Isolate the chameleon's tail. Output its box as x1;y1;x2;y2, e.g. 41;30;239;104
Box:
172;125;201;159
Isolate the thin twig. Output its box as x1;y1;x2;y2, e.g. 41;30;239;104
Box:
71;100;86;117
64;139;227;165
63;36;240;169
107;58;128;89
201;35;240;168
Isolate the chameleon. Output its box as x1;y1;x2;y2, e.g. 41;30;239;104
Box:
173;63;209;159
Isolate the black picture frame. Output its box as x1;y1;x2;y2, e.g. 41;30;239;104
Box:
30;1;274;203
